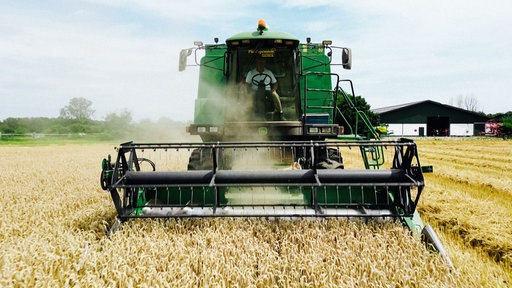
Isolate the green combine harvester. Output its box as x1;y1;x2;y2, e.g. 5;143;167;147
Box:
100;20;451;264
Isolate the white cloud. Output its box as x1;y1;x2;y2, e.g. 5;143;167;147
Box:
1;0;511;123
325;0;512;112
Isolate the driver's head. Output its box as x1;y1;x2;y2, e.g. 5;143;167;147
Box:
256;56;266;72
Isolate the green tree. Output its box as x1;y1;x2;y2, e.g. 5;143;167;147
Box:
335;93;380;138
1;118;26;134
500;115;512;137
502;116;512;128
104;110;133;139
60;97;95;122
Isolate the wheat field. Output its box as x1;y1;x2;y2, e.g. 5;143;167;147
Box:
0;139;510;287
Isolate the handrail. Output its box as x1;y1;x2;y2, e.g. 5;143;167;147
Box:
337;84;380;140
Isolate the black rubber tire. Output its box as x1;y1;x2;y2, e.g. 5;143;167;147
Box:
187;148;213;170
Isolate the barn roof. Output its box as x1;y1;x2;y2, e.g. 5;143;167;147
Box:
372;101;425;114
372;100;489;123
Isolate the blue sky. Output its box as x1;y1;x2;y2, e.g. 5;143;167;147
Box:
1;0;511;121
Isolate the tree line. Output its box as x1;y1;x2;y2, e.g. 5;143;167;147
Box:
1;96;381;139
0;97;192;141
1;97;510;140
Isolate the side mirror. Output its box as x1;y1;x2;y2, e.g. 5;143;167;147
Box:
342;48;352;70
179;49;193;71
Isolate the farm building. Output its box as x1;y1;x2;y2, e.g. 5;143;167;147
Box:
373;100;488;136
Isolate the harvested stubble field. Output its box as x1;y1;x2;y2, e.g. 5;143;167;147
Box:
0;138;510;287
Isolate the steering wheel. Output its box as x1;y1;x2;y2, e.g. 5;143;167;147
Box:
251;73;272;89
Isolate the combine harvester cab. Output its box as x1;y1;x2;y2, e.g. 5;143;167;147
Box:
100;20;451;265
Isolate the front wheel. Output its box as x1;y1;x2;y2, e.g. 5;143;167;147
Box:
187;148;213;170
187;148;233;170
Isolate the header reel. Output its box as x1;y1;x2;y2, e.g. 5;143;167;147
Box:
100;139;424;222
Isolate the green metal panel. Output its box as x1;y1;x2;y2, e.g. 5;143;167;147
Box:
146;185;397;209
151;187;228;206
300;44;334;123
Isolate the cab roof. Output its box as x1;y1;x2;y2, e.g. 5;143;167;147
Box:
227;30;299;42
226;30;299;48
226;20;300;48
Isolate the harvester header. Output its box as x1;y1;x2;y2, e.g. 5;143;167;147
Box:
101;139;424;221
